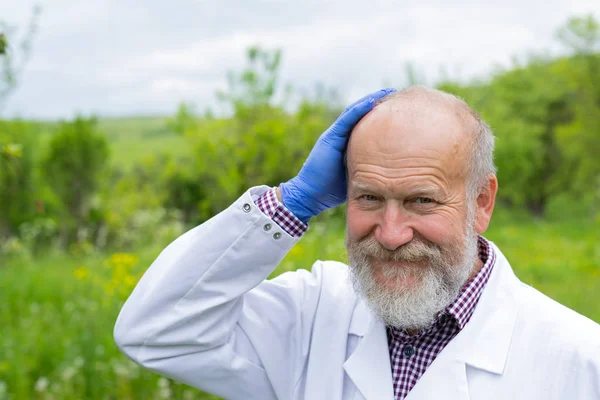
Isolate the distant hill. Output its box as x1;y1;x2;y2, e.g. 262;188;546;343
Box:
96;116;171;139
28;116;188;170
95;116;188;170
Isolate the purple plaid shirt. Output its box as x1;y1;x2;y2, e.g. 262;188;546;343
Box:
255;188;496;400
386;236;495;399
255;188;308;237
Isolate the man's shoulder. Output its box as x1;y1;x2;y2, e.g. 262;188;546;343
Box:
514;279;600;356
490;242;599;348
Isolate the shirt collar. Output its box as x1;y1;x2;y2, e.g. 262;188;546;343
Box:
445;235;496;329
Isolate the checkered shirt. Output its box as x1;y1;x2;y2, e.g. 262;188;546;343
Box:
387;236;496;399
255;188;496;399
255;188;308;237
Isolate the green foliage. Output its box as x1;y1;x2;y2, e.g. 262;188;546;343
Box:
161;158;210;224
557;14;600;54
217;46;283;112
165;103;197;136
0;251;220;399
97;116;187;172
486;61;574;214
161;46;336;222
439;16;600;216
183;102;334;222
2;17;599;255
43;116;109;246
0;33;6;55
0;120;39;238
96;155;185;251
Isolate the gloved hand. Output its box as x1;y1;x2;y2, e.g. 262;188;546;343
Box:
280;88;396;223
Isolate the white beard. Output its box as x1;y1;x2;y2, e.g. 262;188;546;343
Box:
346;220;479;332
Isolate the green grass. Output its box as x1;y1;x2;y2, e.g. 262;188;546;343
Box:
484;210;600;321
1;212;598;399
0;250;219;399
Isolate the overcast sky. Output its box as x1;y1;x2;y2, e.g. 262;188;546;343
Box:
1;0;599;120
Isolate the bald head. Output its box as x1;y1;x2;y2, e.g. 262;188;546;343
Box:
376;85;478;131
347;85;495;199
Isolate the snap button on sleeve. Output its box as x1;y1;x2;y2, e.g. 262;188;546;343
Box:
263;223;272;231
273;232;281;240
242;203;251;213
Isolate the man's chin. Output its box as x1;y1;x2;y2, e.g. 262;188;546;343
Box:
371;260;428;291
372;270;421;292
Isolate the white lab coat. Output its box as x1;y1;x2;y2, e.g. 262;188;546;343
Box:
114;186;600;400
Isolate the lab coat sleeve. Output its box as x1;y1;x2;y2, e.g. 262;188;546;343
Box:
113;186;325;400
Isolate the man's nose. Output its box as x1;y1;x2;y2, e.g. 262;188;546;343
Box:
374;204;413;251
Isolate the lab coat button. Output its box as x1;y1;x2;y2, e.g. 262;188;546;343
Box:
242;203;251;213
264;223;272;231
273;232;282;240
403;345;414;358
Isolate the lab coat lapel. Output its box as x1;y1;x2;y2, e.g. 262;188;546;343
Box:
343;311;395;400
403;333;471;400
406;243;519;400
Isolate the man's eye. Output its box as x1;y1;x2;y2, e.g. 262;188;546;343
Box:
414;197;434;204
360;194;378;201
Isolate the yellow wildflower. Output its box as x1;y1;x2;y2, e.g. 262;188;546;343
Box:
74;266;89;281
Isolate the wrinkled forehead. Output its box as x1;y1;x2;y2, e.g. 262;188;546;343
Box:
346;97;474;179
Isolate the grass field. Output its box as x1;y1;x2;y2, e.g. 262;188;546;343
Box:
1;208;598;399
96;117;189;170
32;116;189;171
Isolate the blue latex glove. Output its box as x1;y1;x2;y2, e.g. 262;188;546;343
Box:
280;88;396;223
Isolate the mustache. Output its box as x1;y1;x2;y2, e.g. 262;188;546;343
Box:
347;235;442;263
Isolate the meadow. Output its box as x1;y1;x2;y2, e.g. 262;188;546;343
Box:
96;117;189;171
1;203;598;399
1;20;600;398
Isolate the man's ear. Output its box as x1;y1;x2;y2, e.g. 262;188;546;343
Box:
475;174;498;234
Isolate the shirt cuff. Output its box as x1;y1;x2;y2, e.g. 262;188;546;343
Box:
255;188;308;237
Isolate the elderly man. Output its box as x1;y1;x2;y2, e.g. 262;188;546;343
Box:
114;86;600;400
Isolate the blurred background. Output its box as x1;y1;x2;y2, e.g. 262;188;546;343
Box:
1;1;599;399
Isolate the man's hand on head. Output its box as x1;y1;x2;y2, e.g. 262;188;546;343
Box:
278;88;396;224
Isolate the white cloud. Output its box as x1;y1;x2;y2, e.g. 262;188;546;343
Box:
0;0;599;119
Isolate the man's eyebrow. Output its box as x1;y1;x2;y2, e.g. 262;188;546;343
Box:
348;181;379;192
349;181;442;196
410;187;442;196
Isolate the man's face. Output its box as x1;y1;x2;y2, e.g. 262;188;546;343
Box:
345;97;482;331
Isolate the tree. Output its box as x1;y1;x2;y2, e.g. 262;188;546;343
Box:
216;46;287;123
161;47;338;224
0;7;42;242
0;120;38;238
0;34;7;55
557;14;600;55
165;102;197;135
555;15;600;215
440;16;600;217
43;116;109;246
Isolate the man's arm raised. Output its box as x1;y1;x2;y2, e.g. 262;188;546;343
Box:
113;89;394;399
